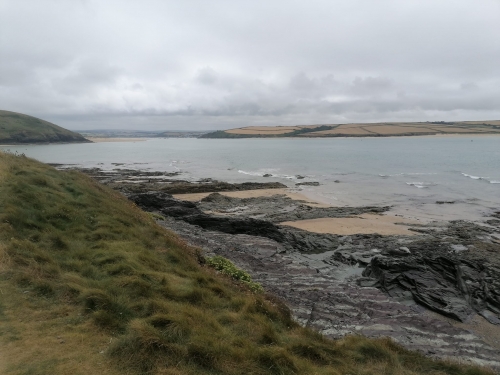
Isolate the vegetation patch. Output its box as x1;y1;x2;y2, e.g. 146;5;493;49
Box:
206;255;264;293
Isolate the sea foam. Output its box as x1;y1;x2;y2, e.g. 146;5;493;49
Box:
406;182;435;189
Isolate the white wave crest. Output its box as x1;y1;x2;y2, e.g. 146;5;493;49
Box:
238;169;265;177
406;181;435;189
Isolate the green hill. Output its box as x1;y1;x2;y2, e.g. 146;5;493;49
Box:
0;152;493;375
0;110;89;144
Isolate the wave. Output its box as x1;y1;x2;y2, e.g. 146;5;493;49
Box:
238;169;303;180
461;173;499;184
402;172;437;176
380;172;437;178
406;181;435;189
461;173;484;180
238;170;265;177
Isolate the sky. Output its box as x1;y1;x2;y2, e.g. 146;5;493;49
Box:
1;0;499;131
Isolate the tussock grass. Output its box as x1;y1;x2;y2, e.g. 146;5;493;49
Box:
0;152;494;375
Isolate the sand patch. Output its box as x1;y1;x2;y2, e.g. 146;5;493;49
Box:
86;137;149;142
173;188;330;207
280;214;418;235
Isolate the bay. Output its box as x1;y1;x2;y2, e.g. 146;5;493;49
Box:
2;135;499;222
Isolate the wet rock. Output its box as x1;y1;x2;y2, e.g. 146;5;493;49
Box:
182;215;285;242
129;192;285;242
486;219;500;227
159;181;287;195
130;192;200;217
363;249;500;325
296;182;320;186
363;256;475;322
263;174;272;177
382;247;411;256
199;193;390;223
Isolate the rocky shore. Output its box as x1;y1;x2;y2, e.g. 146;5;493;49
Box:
73;166;500;370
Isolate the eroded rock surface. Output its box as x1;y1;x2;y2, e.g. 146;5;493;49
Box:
199;192;390;223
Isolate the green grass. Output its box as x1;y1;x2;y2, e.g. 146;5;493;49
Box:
205;255;264;293
0;151;495;375
0;110;88;143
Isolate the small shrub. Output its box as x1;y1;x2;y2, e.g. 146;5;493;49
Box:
205;255;263;293
148;212;165;221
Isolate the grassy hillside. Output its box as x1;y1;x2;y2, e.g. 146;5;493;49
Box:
0;110;89;144
0;152;494;375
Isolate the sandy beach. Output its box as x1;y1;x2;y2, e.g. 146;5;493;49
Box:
280;213;419;236
86;137;149;142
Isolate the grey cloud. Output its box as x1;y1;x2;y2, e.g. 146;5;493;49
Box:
351;77;394;94
196;67;218;85
51;59;122;95
290;72;317;91
460;82;478;90
1;0;499;130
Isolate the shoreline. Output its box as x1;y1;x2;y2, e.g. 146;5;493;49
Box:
66;164;500;368
85;137;150;142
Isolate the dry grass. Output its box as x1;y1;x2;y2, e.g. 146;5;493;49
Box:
302;127;372;135
0;151;495;375
226;126;300;135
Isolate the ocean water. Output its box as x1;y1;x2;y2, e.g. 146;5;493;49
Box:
2;136;499;222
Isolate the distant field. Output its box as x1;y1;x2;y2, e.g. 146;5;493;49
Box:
202;121;500;138
226;126;301;135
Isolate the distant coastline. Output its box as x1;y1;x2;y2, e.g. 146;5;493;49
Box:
85;137;149;143
202;120;500;138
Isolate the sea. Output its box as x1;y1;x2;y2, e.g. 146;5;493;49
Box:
2;135;499;223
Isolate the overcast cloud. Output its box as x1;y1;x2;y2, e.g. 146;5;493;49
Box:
1;0;499;130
